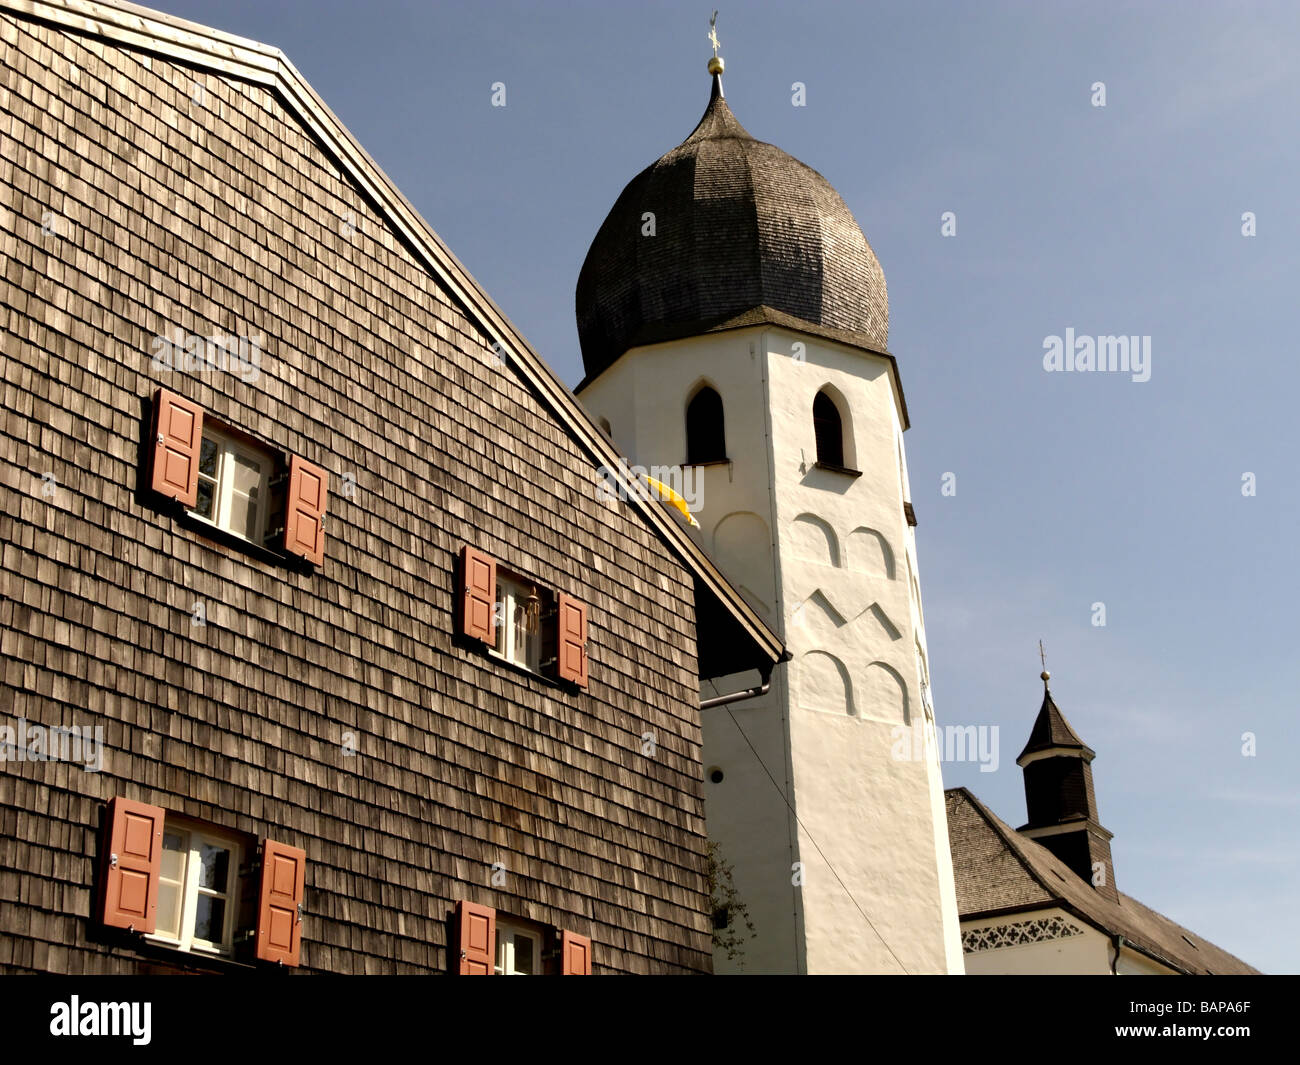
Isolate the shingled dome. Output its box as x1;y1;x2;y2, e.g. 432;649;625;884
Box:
576;74;889;381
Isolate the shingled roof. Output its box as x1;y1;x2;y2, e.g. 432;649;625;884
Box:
1017;687;1095;763
15;0;785;680
946;787;1259;975
575;72;890;384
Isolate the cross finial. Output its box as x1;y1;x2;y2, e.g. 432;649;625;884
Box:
706;11;725;76
1039;640;1051;689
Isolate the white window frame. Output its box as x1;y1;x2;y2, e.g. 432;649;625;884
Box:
145;821;242;957
490;571;543;672
494;921;543;976
188;426;270;543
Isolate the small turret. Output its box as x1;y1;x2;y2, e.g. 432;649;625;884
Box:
1016;669;1118;903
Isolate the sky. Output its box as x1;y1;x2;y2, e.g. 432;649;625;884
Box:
154;0;1298;974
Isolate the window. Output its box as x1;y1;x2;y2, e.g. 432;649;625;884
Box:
459;546;589;688
686;385;726;464
148;822;242;956
190;427;269;541
495;922;542;975
99;796;307;967
597;416;612;438
148;388;329;566
454;900;591;975
813;391;844;468
492;570;544;672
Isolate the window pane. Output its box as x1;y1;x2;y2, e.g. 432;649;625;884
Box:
494;576;542;669
155;881;182;939
224;454;262;538
514;934;535;975
194;478;215;519
241;497;261;540
521;628;541;671
197;843;230;891
198;437;219;477
228;491;257;539
161;831;186;881
193;894;226;944
493;587;508;651
231;452;261;495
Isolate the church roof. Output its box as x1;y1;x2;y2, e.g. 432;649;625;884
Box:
946;788;1259;975
575;73;890;380
1016;686;1095;764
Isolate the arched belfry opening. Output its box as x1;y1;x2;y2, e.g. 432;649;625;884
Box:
813;389;850;468
686;385;727;464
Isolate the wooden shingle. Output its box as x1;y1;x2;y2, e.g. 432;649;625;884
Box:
0;1;760;976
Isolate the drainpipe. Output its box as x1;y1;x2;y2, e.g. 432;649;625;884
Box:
699;662;780;709
1110;934;1124;975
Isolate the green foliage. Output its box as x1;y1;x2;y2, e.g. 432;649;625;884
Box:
705;840;755;963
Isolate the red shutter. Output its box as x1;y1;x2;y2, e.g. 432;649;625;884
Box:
460;546;496;643
561;930;592;975
556;594;589;688
150;389;203;506
255;839;306;966
283;455;328;566
100;797;165;933
456;900;496;975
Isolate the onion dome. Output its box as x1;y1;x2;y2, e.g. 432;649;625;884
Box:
576;67;889;381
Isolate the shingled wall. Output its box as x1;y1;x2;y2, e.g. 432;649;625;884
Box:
0;10;713;974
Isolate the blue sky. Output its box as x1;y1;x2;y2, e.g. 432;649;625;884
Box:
158;0;1299;974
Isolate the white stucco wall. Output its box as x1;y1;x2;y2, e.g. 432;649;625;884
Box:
579;325;964;974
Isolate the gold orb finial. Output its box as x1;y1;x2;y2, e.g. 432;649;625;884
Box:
708;10;723;75
708;55;724;75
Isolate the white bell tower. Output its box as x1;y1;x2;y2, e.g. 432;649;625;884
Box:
574;49;963;975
